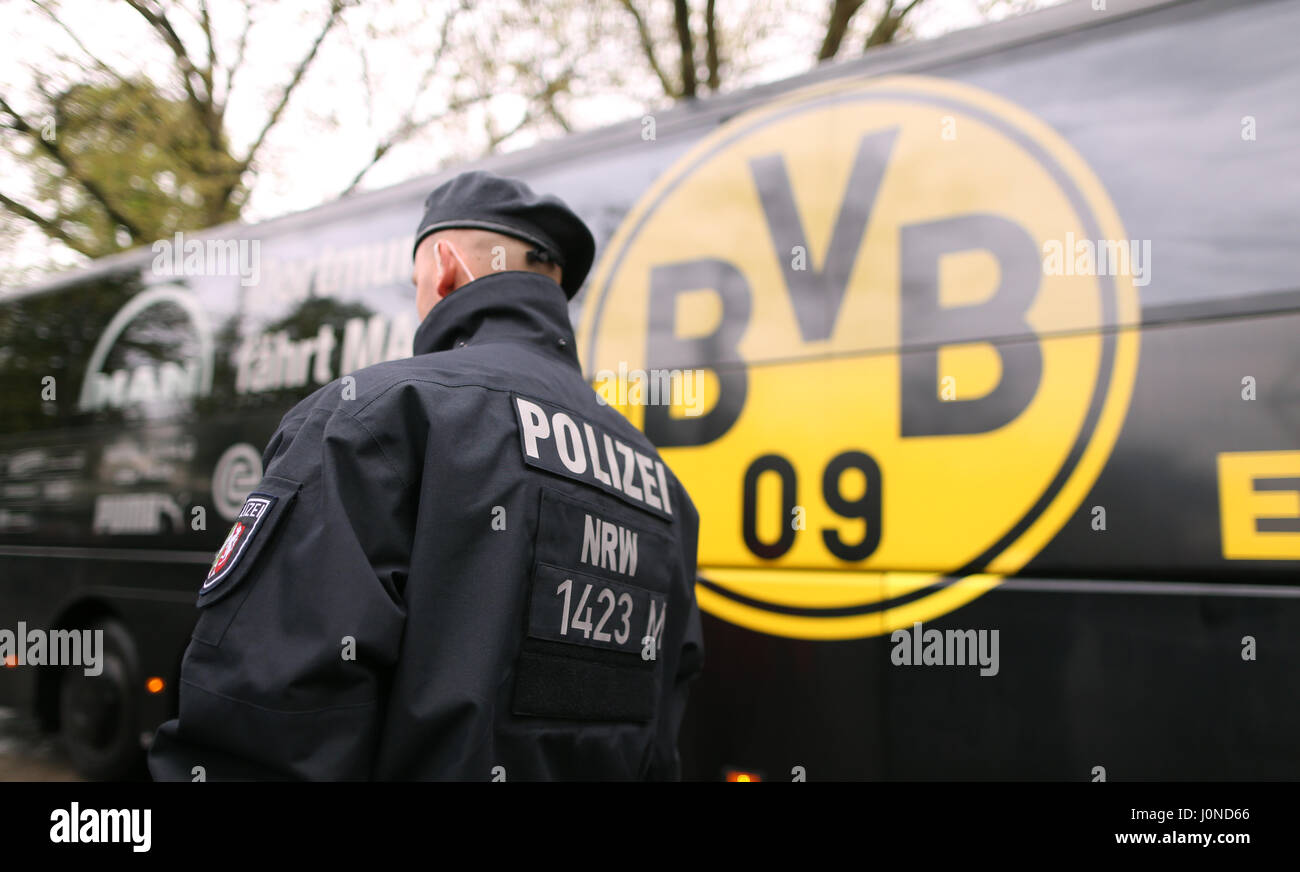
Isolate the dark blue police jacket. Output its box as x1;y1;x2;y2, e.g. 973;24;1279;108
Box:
148;270;704;780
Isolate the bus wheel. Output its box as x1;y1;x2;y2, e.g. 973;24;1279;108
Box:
58;620;143;780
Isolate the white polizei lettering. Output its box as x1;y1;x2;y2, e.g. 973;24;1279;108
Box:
615;441;642;499
619;527;638;577
635;451;661;510
584;423;612;486
516;398;550;458
581;514;600;567
600;521;618;569
514;395;671;517
602;433;623;492
655;461;673;516
552;413;587;474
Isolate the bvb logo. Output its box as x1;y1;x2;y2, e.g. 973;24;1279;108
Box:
579;76;1140;640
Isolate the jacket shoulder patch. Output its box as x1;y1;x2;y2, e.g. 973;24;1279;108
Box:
201;493;278;596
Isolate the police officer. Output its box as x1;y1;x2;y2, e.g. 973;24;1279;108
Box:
148;171;704;781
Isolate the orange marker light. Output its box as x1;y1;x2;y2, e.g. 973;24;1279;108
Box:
725;770;762;782
3;655;16;667
146;677;165;694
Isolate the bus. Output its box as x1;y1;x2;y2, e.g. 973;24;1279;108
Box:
2;0;1297;780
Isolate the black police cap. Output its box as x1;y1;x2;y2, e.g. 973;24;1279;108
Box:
412;170;596;299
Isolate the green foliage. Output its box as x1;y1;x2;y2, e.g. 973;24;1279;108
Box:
30;79;244;258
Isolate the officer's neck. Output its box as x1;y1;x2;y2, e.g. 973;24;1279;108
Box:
411;270;580;368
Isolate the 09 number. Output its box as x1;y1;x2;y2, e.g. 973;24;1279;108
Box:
741;451;882;561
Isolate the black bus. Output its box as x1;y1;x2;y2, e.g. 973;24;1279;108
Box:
2;0;1297;780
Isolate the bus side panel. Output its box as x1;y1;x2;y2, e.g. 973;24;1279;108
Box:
1029;308;1300;579
683;586;1300;780
682;306;1300;780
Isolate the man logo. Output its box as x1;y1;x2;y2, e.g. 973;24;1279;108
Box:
579;76;1141;640
78;284;214;412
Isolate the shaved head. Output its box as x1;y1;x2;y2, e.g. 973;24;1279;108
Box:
413;228;563;319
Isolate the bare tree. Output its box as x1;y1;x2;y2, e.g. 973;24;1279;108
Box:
619;0;933;100
0;0;469;259
1;0;1040;283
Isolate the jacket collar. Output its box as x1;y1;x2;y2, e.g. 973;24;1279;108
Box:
411;270;580;370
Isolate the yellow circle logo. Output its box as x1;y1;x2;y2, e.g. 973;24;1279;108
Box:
579;76;1140;639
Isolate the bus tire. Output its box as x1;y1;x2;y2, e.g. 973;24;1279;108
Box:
57;619;144;781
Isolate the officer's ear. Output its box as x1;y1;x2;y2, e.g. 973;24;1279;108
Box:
432;239;462;300
414;235;459;319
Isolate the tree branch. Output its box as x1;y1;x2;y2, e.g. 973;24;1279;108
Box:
339;2;471;196
818;0;866;61
237;0;347;175
395;0;463;127
0;190;84;252
122;0;209;105
618;0;677;98
541;81;573;133
704;0;720;91
487;107;533;151
27;0;133;88
198;0;217;101
866;0;926;49
340;90;493;196
0;95;146;241
672;0;696;99
222;0;255;111
122;0;225;162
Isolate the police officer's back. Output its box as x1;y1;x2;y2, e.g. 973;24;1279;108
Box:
148;172;704;780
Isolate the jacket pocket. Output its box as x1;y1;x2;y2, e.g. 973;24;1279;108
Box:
512;636;657;722
510;487;673;723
